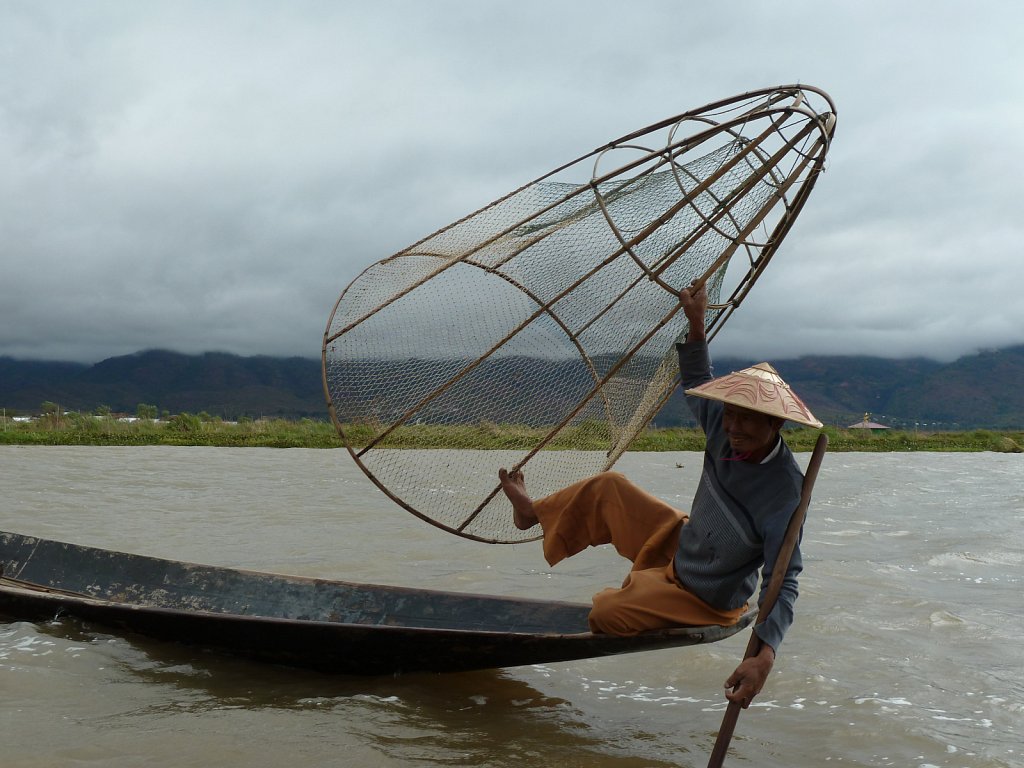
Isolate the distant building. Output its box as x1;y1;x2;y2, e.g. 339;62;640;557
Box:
847;413;890;431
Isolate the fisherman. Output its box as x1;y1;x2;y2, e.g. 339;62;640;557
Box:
498;283;822;708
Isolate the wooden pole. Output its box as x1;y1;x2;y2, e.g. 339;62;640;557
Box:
707;432;829;768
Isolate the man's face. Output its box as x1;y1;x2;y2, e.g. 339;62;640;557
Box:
721;403;782;456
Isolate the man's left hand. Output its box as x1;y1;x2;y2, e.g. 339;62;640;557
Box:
724;642;775;708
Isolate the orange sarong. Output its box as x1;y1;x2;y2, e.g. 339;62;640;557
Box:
533;471;747;635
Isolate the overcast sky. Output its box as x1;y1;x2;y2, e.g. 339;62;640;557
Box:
2;0;1021;365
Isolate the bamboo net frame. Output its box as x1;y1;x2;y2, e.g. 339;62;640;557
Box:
322;85;837;543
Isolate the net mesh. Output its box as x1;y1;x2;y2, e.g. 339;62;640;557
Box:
323;86;836;542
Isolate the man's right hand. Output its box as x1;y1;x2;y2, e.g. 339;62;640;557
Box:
680;282;708;342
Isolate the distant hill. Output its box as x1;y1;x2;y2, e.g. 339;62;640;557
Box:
2;345;1024;429
0;350;325;420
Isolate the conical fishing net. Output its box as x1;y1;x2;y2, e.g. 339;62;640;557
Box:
323;85;837;543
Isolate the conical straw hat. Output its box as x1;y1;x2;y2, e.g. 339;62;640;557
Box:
685;362;823;428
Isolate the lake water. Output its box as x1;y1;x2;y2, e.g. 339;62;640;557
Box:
1;446;1021;767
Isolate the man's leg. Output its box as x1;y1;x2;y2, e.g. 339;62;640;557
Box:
501;470;686;568
589;564;747;635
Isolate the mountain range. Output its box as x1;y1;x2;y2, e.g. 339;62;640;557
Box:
2;344;1023;429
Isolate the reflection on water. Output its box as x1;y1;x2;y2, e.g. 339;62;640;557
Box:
1;447;1022;767
16;615;687;768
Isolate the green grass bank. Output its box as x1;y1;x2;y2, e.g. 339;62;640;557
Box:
1;414;1022;452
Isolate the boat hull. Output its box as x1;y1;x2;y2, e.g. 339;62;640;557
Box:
0;531;753;675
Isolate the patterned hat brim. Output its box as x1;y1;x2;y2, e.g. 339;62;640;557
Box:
684;362;823;429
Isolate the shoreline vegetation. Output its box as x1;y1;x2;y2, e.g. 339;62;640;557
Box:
1;413;1022;452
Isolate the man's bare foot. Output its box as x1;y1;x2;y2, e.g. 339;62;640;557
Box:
498;467;538;530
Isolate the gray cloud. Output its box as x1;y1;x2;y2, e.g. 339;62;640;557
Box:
1;0;1022;364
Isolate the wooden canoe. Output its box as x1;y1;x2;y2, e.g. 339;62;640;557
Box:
0;530;754;675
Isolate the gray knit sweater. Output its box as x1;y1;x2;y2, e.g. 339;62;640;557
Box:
673;340;804;650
